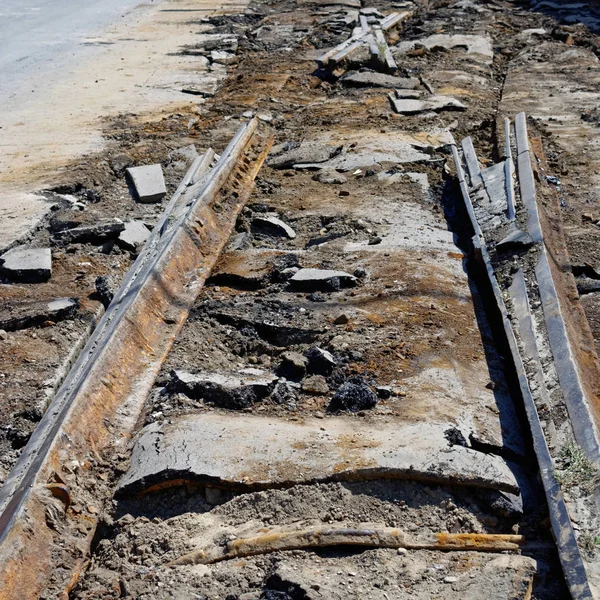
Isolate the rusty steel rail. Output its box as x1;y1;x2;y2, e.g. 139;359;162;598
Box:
0;118;272;600
451;117;597;600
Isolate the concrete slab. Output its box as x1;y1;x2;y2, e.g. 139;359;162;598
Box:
117;413;520;495
0;246;51;282
126;164;167;203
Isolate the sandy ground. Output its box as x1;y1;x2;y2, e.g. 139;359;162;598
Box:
0;0;246;251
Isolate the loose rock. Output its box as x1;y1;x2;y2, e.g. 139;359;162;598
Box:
304;346;337;375
169;369;277;409
289;268;357;292
301;375;329;395
0;297;78;331
340;71;419;89
277;351;308;380
251;215;296;239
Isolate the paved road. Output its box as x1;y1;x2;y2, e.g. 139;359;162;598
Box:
0;0;146;103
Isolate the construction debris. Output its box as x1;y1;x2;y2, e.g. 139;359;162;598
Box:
126;164;167;203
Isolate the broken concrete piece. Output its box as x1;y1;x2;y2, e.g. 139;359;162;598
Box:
251;215;296;239
328;377;378;412
53;221;126;246
302;375;329;395
126;164;167;203
116;414;520;494
390;95;467;115
395;88;423;99
340;71;419;89
268;143;343;169
496;229;535;252
169;369;277;409
289;268;357;292
117;221;151;251
0;246;52;283
305;346;337;375
278;351;308;380
0;297;78;331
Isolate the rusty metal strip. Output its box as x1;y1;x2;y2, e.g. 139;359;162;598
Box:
0;119;272;599
168;526;525;566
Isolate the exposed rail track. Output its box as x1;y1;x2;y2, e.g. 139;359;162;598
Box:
1;0;600;599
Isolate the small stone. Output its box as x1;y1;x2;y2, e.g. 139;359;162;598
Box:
305;346;337;376
126;164;167;203
333;314;349;325
376;385;392;399
368;236;382;245
0;329;7;340
312;170;347;185
398;547;408;555
308;292;326;302
496;229;535;252
302;375;329;395
443;576;458;583
278;351;308;380
339;190;350;197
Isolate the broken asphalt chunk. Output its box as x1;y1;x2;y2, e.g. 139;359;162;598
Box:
277;351;308;380
52;220;125;245
126;164;167;203
169;368;277;410
251;215;296;239
289;268;357;292
328;376;378;412
0;297;78;331
268;142;343;170
0;246;52;283
340;71;419;89
117;221;151;251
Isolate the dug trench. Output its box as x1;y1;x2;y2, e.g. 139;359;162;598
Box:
3;0;600;597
